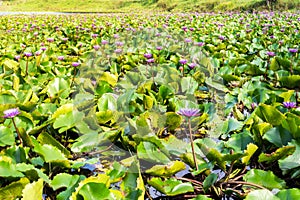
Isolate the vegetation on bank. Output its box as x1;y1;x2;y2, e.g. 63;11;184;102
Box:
0;0;300;12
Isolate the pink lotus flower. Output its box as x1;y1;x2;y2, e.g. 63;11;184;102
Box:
179;59;187;65
3;108;21;118
283;102;297;109
144;53;152;59
177;108;201;118
72;62;80;67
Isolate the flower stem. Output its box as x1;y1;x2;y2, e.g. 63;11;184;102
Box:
151;64;154;83
290;63;293;75
188;118;198;171
12;118;22;145
25;58;29;76
70;67;76;88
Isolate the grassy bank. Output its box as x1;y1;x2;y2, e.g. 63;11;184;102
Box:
0;0;299;12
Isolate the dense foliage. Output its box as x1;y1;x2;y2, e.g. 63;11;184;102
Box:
0;12;300;199
1;0;300;12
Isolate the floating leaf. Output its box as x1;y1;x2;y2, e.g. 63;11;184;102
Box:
258;146;295;164
3;59;19;71
282;113;300;139
181;76;198;94
107;162;127;182
279;140;300;173
165;112;182;131
223;118;244;134
37;131;71;157
243;169;286;189
245;189;279;200
71;131;100;153
71;174;112;200
145;161;186;177
0;178;29;200
21;179;43;200
51;173;82;191
0;157;24;177
46;77;70;99
137;141;170;164
99;72;118;87
225;130;254;152
255;104;285;126
191;195;213;200
280;75;300;89
276;188;300;199
148;177;194;196
33;139;67;162
98;93;117;111
197;142;226;170
120;160;144;200
203;173;218;191
52;104;73;119
242;143;258;164
263;127;292;147
0;125;15;146
53;110;84;133
78;183;111;200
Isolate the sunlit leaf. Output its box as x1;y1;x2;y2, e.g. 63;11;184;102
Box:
37;131;71;157
145;161;186;177
241;143;258;164
21;179;43;200
245;189;279;200
32;139;67;162
0;156;24;177
0;178;29;200
0;125;15;146
148;177;194;196
243;169;286;189
255;104;285;126
137;141;170;164
258;146;295;164
191;195;213;200
279;140;300;173
276;188;300;199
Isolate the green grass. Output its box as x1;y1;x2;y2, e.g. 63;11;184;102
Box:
0;0;299;12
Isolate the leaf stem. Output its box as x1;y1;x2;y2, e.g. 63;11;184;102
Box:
226;180;267;190
188;118;198;171
12;118;22;145
25;57;29;76
70;66;76;88
176;177;202;187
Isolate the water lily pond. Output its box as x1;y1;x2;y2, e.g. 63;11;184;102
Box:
0;12;300;199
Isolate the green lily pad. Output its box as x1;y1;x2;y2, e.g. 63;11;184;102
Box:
0;125;15;147
243;169;286;189
0;156;24;177
145;161;186;177
258;146;295;164
0;178;29;200
245;189;279;200
148;177;194;196
255;104;285;126
137;141;170;164
276;188;300;199
22;179;43;200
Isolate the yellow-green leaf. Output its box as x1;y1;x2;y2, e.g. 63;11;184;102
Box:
21;179;43;200
242;143;258;164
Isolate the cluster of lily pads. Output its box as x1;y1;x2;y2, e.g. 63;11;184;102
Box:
0;11;300;199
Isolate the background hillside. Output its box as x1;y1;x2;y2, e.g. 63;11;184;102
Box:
0;0;299;12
